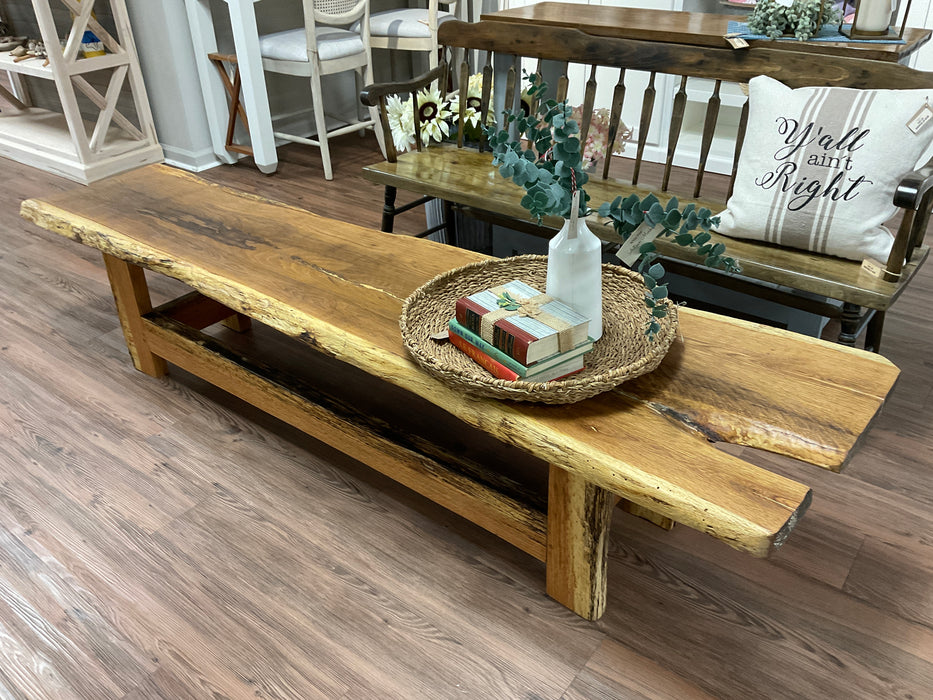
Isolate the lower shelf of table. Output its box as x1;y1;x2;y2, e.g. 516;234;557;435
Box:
0;106;163;184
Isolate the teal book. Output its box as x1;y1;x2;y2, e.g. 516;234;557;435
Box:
448;320;592;377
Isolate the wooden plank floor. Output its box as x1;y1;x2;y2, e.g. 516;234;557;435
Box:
1;135;932;699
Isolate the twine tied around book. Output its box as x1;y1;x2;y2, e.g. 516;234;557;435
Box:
481;287;575;353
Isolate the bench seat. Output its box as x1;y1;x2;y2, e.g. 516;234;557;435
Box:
364;145;930;312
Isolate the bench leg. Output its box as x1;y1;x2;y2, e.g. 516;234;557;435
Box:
546;465;614;621
103;254;167;378
838;302;862;347
221;313;253;333
864;310;885;354
382;186;398;233
619;499;675;530
443;199;456;247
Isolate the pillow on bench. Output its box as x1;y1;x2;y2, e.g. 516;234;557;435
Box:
716;75;933;262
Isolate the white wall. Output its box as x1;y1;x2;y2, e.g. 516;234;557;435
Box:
125;0;218;170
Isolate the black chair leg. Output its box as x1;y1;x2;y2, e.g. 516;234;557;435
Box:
864;310;885;353
838;302;862;347
443;199;456;247
382;186;397;233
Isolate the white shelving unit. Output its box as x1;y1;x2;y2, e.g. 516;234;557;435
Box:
0;0;162;184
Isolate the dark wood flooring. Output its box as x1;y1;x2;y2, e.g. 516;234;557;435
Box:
1;135;932;699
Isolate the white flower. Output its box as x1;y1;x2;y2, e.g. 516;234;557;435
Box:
449;73;493;130
415;87;451;145
467;72;487;97
386;94;415;153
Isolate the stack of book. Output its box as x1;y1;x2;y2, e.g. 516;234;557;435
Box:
449;280;594;382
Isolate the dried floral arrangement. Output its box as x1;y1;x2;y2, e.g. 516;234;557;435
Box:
570;105;632;170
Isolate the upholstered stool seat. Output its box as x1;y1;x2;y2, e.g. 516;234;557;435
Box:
260;27;365;62
353;9;455;39
362;0;460;71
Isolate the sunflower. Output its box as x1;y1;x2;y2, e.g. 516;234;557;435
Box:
415;87;451;145
449;73;494;138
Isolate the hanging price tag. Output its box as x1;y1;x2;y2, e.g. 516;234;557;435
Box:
907;101;933;135
724;35;750;49
860;257;885;279
616;222;663;267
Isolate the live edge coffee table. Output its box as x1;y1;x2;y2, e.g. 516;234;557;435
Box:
21;165;899;621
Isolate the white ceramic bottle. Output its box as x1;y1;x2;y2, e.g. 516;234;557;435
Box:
545;191;603;340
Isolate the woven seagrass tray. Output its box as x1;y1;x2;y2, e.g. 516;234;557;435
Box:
399;255;678;404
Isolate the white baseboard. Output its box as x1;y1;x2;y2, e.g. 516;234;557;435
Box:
161;143;223;172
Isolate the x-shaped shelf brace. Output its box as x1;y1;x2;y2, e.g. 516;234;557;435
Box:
56;0;144;151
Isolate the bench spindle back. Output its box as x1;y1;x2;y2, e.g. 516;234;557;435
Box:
427;20;933;206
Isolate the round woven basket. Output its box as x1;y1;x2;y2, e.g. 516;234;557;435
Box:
400;255;678;404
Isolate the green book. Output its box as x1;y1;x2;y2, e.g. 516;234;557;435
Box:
448;320;592;377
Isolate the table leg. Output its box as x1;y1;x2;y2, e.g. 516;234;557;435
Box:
546;464;614;621
103;255;167;378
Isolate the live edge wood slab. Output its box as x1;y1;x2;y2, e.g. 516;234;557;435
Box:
21;165;899;620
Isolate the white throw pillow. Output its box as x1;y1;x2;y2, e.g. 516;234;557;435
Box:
716;75;933;262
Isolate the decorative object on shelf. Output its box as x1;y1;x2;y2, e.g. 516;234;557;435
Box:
12;40;47;66
399;256;677;403
716;75;933;262
840;0;911;39
0;36;26;51
747;0;840;40
70;1;106;57
484;73;738;339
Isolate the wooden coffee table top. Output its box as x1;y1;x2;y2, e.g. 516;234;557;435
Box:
481;3;931;63
20;165;900;557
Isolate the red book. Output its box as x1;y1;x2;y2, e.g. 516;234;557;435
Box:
449;332;520;381
456;297;538;364
454;280;590;365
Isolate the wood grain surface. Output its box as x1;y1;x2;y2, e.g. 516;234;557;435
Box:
439;20;933;88
19;164;898;560
1;141;931;698
480;3;931;63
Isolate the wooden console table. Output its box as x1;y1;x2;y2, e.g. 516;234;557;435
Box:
481;3;931;64
20;165;899;620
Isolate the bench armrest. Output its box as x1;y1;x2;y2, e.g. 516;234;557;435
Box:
360;63;448;107
881;157;933;279
894;155;933;210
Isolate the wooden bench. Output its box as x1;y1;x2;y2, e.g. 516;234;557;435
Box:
360;19;933;352
20;164;899;620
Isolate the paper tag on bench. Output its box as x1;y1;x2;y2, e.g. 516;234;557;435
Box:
860;257;886;279
616;222;663;267
907;101;933;135
724;35;749;49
